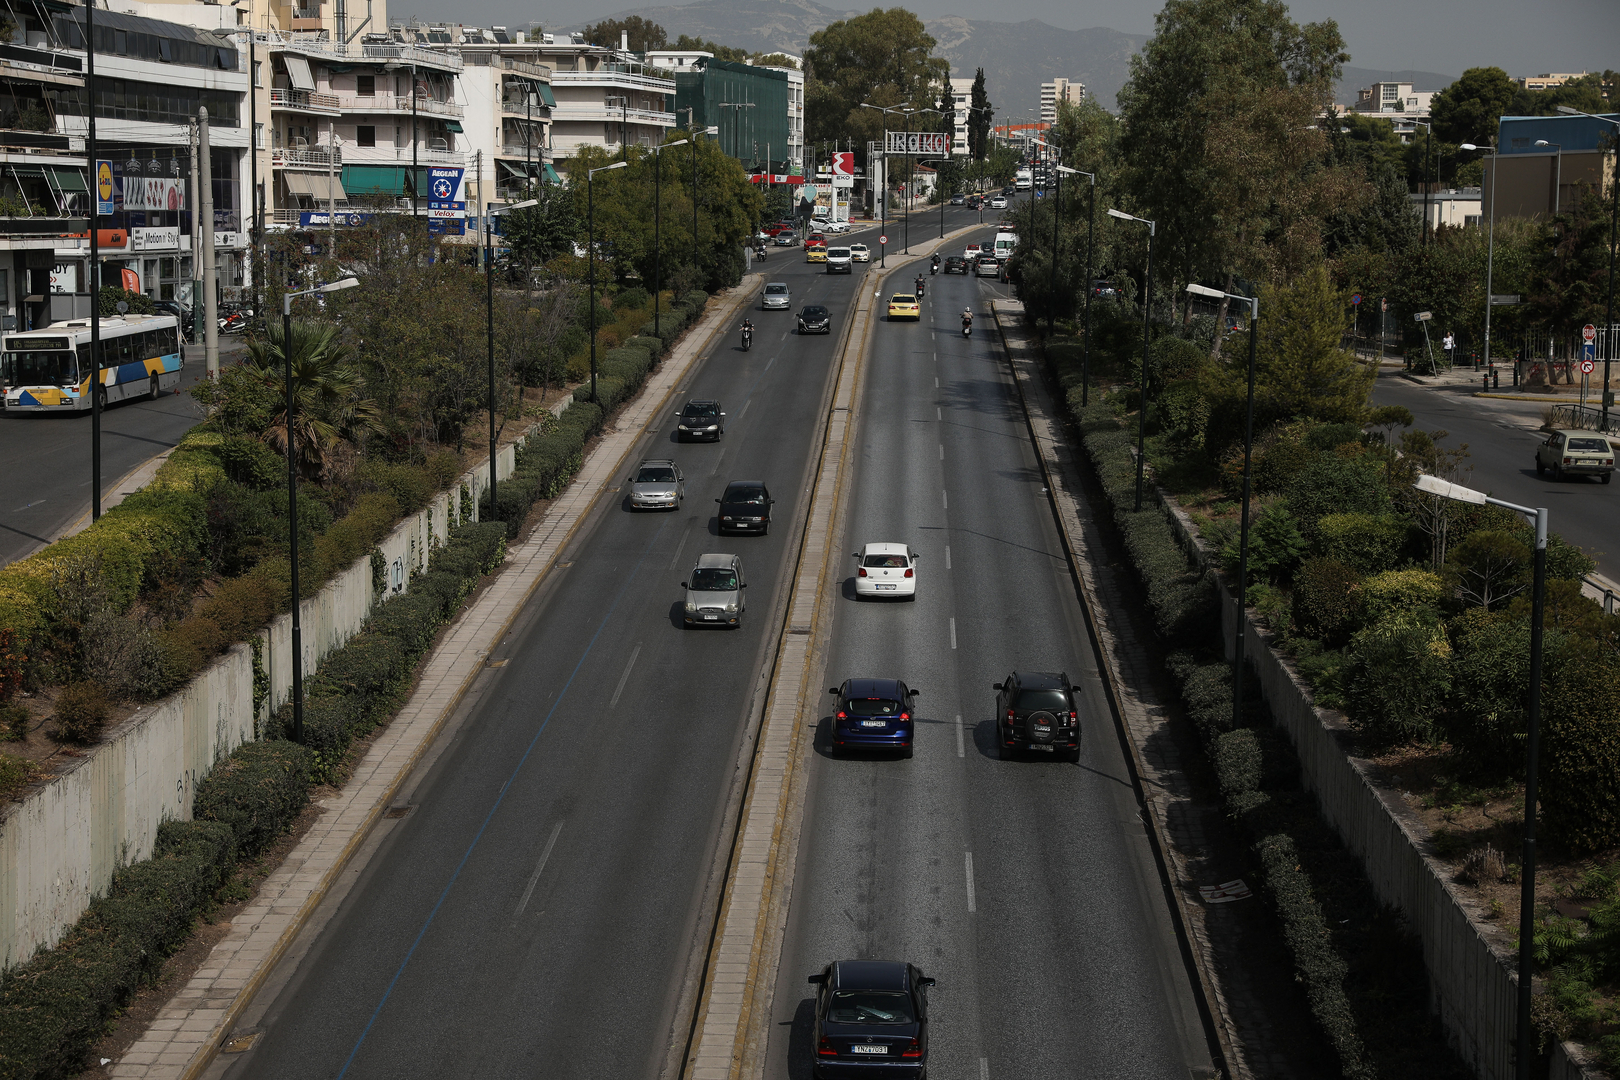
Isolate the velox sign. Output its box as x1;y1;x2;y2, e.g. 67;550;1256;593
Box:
427;167;465;220
122;175;184;212
885;131;949;156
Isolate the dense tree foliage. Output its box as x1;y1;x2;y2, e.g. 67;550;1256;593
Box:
803;8;950;152
580;15;667;52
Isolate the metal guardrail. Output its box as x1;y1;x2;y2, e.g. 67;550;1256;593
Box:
1585;574;1619;615
1550;402;1620;436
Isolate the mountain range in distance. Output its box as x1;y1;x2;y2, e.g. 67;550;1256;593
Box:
560;0;1454;117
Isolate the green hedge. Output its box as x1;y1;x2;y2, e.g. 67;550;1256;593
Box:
0;820;237;1080
485;402;603;537
192;739;313;859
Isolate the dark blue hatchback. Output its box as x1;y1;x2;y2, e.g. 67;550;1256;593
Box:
809;959;934;1078
828;678;918;758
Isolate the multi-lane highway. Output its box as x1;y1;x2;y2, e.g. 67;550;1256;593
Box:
764;248;1212;1077
208;200;1209;1079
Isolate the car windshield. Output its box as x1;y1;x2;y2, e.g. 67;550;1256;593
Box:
766;285;788;295
1016;689;1069;712
828;250;849;258
863;553;909;568
803;307;828;318
725;486;768;504
4;349;76;386
685;403;718;418
690;568;737;591
827;990;915;1024
1567;438;1610;452
636;467;676;483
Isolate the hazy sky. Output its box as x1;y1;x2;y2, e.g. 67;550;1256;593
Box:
390;0;1619;80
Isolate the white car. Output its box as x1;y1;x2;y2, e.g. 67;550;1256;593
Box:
990;196;1008;209
821;220;851;234
853;543;918;599
964;242;982;262
849;243;871;263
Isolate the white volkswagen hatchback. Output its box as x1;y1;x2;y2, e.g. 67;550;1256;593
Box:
853;543;918;599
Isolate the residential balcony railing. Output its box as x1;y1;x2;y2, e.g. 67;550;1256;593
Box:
258;31;463;73
501;97;551;116
270;87;341;113
499;144;549;160
551;104;675;126
333;93;464;118
340;144;464;167
548;68;673;94
271;145;340;167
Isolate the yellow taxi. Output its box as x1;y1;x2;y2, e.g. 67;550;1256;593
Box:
887;293;920;321
806;246;827;263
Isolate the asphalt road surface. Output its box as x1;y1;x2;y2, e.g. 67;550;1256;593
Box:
0;343;215;567
1370;370;1618;578
762;237;1213;1078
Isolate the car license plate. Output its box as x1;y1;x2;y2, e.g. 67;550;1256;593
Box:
876;584;895;590
703;615;718;621
861;720;886;727
852;1045;887;1055
1030;744;1054;752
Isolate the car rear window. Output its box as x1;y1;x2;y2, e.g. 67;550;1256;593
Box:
636;467;675;482
847;698;901;716
690;568;737;591
1567;438;1610;452
725;486;767;504
828;249;850;258
1016;689;1069;712
827;990;915;1024
892;295;916;303
863;553;909;567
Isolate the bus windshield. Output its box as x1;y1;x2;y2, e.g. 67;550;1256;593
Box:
4;349;76;387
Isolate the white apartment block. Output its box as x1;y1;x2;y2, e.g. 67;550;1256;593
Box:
949;76;972;156
1039;77;1084;123
758;54;802;174
535;34;674;163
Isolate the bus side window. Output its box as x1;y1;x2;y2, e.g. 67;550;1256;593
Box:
141;330;156;359
163;327;178;355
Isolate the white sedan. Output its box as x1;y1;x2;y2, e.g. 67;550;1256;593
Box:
849;243;871;262
853;543;918;599
821;220;851;233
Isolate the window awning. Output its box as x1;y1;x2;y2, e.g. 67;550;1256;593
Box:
47;166;86;191
284;55;315;91
342;164;426;196
497;159;527;179
536;83;557;108
283;172;316;195
543;164;561;184
444;119;463;133
305;174;348;202
7;164;45;178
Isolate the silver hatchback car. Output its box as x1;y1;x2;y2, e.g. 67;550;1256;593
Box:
683;553;746;628
627;458;684;510
761;282;791;310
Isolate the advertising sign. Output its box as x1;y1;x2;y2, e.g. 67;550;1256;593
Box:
96;161;114;216
50;263;77;293
299;211;371;227
122;176;185;212
885;131;949;155
119;267;140;292
427;167;466;220
130;227;180;252
831;151;855;176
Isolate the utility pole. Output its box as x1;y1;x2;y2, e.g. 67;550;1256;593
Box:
327;119;337;255
200;106;219;376
189;119;201;348
87;0;101;520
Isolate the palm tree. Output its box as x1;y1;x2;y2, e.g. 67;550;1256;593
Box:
244;320;382;481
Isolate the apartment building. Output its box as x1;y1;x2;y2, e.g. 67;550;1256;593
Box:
536;33;673;165
1517;72;1588;92
432;26;556;202
1039;77;1083;124
756;53;801;174
949;76;972;156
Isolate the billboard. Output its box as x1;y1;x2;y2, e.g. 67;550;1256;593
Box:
427;167;466;220
885;131;949;155
122;176;185;211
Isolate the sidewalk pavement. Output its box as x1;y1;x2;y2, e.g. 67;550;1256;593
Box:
107;274;764;1080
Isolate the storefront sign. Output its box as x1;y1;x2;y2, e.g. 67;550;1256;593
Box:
122;176;185;212
50;263;78;293
299;212;372;227
130;227;180;252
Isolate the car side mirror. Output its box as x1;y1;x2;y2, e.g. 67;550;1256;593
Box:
681;582;688;589
852;552;860;559
1071;685;1083;692
808;973;828;985
715;498;722;503
828;687;840;695
741;583;747;588
992;682;1004;691
918;976;936;987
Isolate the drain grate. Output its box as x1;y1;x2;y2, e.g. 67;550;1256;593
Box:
221;1030;262;1053
384;805;415;819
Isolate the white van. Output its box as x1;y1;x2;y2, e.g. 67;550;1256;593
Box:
825;246;853;274
993;231;1018;261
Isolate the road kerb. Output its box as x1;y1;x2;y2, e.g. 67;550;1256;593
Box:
105;277;763;1080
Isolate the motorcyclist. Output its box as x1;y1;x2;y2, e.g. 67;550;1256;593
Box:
915;274;925;297
930;253;940;274
961;309;973;330
741;319;754;348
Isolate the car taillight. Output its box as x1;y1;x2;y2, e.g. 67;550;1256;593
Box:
901;1039;922;1058
904;568;913;577
818;1038;838;1057
1006;709;1015;721
900;713;909;721
836;711;846;719
858;567;868;577
1069;711;1078;723
1565;457;1573;464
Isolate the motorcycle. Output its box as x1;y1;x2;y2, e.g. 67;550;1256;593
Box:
219;309;251;335
741;323;753;351
929;256;939;275
755;245;767;260
915;278;925;299
961;316;972;338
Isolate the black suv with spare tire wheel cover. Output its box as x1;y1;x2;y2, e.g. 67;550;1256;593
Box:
993;671;1082;762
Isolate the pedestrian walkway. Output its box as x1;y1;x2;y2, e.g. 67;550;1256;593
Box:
107;274;763;1080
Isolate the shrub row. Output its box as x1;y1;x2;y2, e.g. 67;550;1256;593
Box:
486;402;602;537
574;344;654;414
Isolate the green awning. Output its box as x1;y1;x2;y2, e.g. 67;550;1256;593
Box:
536;83;557;108
497;159;528;179
444;120;463;133
6;165;45;178
543;164;561;184
48;166;86;191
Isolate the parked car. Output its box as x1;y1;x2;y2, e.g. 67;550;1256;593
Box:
822;219;851;233
682;553;745;628
950;193;965;205
716;480;774;534
808;960;933;1077
676;399;725;442
886;294;920;321
852;543;917;599
626;458;684;511
798;305;832;334
992;670;1083;761
761;282;791;310
943;255;968;275
849;243;871;263
1536;429;1616;483
826;680;919;757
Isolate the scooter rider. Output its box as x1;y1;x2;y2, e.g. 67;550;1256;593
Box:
961;309;973;333
930;253;940;275
915;274;926;298
741;319;754;349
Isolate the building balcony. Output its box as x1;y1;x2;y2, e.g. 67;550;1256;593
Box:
332;93;464;119
500;144;548;160
551;103;674;126
340;144;464;167
501;97;551;117
270;87;342;115
261;32;463;74
272;145;340;168
548;68;673;95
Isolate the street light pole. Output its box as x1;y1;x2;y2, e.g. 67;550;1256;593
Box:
1071;169;1096;407
860;102;907;264
1463;142;1498;371
1413;474;1547;1080
280;276;359;743
587;160;629;406
1109;208;1156;511
650;139;689;338
483;192;538;524
1557;107;1620;429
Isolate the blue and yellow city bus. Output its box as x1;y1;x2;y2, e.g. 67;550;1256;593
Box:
1;314;182;413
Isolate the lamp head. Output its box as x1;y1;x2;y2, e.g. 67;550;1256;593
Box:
1535;139;1551;147
320;277;359;294
1556;105;1580;115
1105;208;1134;221
1413;474;1487;505
663;139;689;150
1185;283;1224;300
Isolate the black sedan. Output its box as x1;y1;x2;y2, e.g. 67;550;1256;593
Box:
943;255;968;275
809;960;933;1078
717;479;774;535
798;305;832;334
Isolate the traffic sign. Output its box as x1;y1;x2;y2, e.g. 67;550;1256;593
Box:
1583;324;1597;343
1414;311;1433;322
1582;359;1596;374
879;235;888;245
1351;294;1362;305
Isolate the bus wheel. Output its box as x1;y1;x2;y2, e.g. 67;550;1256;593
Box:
149;374;161;400
95;385;108;411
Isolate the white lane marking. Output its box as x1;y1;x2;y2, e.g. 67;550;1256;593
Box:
515;822;564;916
609;644;642;708
709;447;727;476
669;522;694;569
936;407;942;421
945;546;951;569
935;376;940;388
938;443;944;460
737;398;752;420
956;714;964;758
942;490;948;510
980;1057;989;1080
950;617;957;650
965;851;976;913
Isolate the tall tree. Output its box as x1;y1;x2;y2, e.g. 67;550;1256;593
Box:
803;8;950;151
1429;66;1516;148
672;34;749;64
968;68;993;160
582;15;667;52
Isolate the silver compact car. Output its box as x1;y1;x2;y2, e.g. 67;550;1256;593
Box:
762;282;792;310
683;553;746;628
627;458;684;510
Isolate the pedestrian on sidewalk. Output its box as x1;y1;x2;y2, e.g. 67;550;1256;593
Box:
1443;331;1455;368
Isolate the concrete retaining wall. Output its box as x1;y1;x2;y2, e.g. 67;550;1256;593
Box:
0;422;537;971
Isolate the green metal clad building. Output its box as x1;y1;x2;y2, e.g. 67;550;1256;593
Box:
673;59;790;173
